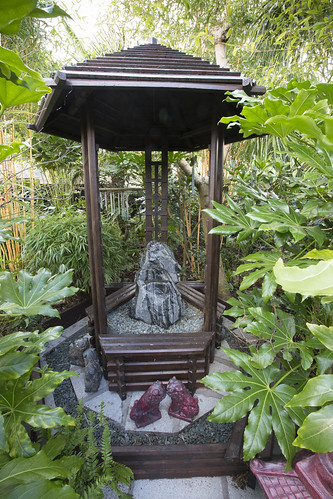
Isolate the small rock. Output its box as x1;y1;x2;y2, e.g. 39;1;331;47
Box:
68;335;90;366
83;348;102;392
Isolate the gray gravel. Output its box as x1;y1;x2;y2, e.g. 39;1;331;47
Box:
45;312;233;446
107;300;204;334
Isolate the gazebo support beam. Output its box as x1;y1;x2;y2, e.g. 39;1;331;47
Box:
81;107;107;343
204;122;224;334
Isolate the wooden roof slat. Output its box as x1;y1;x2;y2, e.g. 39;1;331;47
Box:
31;41;265;150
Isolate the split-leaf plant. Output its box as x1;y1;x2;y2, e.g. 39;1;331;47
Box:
202;80;333;469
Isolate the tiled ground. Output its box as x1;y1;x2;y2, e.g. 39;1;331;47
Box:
69;344;233;434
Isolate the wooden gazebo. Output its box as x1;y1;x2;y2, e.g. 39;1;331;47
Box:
30;39;265;397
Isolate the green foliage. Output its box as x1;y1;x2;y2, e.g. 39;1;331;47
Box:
0;450;80;498
0;328;75;459
202;348;307;468
274;257;333;299
0;268;78;318
23;210;125;292
203;79;333;466
55;403;133;498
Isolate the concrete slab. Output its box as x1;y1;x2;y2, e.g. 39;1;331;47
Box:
225;476;266;499
62;317;88;338
70;364;109;403
132;476;224;499
85;391;124;424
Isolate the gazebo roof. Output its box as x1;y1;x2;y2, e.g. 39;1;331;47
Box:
30;40;265;151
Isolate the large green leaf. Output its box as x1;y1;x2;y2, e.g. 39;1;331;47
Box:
307;323;333;351
0;368;74;456
201;348;303;467
245;307;296;353
0;73;50;113
0;0;69;35
273;258;333;296
304;249;333;261
0;269;78;317
23;327;63;354
0;46;44;82
287;375;333;407
0;450;72;490
24;370;75;404
286;141;333;180
0;0;36;34
5;480;79;499
0;331;32;356
316;350;333;375
0;351;37;380
22;405;75;429
292;405;333;453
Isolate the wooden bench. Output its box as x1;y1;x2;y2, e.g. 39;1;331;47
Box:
99;331;214;400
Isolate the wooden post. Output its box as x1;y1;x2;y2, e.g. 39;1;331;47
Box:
204;122;224;333
81;107;107;340
145;147;168;244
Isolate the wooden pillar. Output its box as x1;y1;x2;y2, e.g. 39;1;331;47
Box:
204;122;224;333
145;147;168;244
81;107;107;340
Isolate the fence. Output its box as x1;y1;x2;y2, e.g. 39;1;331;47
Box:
99;187;144;219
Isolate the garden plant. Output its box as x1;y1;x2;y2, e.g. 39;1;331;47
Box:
202;80;333;469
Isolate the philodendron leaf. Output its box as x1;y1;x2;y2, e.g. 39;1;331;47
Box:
6;480;79;499
201;348;302;467
292;405;333;453
307;323;333;351
0;450;72;490
273;258;333;296
0;269;78;318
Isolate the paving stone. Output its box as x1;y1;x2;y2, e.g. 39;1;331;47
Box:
124;393;175;433
70;364;108;403
132;476;224;499
85;391;123;423
225;476;266;499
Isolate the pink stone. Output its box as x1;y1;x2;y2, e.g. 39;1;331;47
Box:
166;376;199;423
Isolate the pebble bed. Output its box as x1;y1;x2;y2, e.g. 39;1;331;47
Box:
45;303;233;446
107;299;204;335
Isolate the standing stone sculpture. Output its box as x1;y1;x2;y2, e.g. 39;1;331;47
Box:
130;241;185;328
83;348;102;392
130;381;166;428
166;377;199;423
68;335;90;367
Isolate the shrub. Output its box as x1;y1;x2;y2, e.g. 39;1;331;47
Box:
23;210;125;292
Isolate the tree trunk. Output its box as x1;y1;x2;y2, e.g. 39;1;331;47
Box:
177;158;230;300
